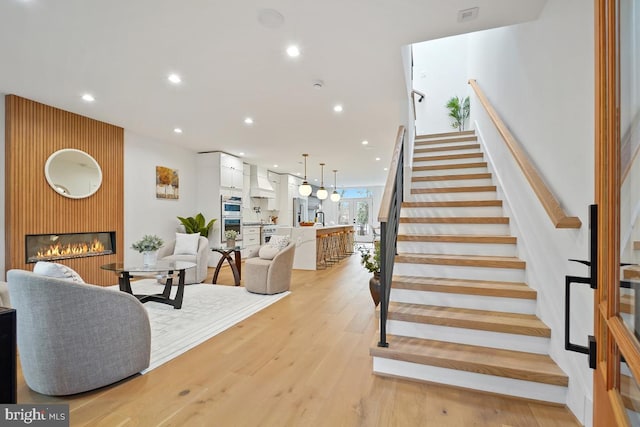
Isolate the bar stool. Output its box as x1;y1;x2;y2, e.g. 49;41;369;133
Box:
316;235;327;269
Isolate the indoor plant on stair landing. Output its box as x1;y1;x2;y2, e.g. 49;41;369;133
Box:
359;241;381;307
132;234;164;266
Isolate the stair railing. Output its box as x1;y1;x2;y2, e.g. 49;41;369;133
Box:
468;79;582;229
377;125;406;347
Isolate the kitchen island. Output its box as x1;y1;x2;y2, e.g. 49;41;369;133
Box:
276;224;354;270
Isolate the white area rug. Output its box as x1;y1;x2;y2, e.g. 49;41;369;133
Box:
109;279;290;373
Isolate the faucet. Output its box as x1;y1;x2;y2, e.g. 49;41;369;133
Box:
315;211;325;226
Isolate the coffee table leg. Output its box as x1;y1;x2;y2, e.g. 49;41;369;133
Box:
212;254;227;284
234;250;242;282
173;269;185;309
119;272;133;294
162;270;174;298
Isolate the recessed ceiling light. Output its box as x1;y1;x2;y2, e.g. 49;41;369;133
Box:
333;104;343;113
286;45;300;57
244;117;254;125
296;172;301;176
81;93;95;102
384;167;388;171
314;178;318;182
361;140;369;145
273;164;279;168
168;74;181;84
173;128;183;134
375;157;381;161
239;152;245;156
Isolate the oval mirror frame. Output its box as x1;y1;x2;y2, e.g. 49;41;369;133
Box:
44;149;103;199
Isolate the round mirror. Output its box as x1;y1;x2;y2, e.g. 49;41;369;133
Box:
44;149;102;199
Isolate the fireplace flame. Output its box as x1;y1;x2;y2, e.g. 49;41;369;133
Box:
36;238;107;259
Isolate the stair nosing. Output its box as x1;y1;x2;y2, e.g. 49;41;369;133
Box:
395;253;525;269
391;275;535;299
397;234;516;244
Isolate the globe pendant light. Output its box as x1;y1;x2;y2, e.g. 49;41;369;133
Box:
316;163;328;200
298;154;312;196
330;169;341;202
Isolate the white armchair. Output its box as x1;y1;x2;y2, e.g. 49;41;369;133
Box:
244;242;295;295
156;235;209;284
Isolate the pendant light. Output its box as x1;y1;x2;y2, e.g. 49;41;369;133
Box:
330;169;341;202
298;154;312;196
316;163;328;200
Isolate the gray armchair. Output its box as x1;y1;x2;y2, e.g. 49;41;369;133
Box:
156;236;209;284
7;269;150;396
244;242;295;295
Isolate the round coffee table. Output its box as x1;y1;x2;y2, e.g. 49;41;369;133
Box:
101;261;195;309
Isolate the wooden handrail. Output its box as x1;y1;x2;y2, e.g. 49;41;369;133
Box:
468;79;581;229
378;126;406;222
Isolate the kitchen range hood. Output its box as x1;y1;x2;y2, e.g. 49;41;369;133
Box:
249;165;275;198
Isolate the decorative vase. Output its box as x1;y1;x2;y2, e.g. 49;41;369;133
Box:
369;272;381;307
143;250;158;266
226;239;236;248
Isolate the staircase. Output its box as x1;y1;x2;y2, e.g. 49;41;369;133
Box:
370;130;568;404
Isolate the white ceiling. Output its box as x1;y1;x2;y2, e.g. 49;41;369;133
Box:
0;0;546;187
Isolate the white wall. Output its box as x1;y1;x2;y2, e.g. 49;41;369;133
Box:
413;35;471;135
412;1;594;424
465;1;594;424
124;131;198;265
0;95;5;281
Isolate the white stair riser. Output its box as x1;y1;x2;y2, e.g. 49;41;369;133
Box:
372;358;566;404
398;223;510;235
407;192;497;202
401;206;503;217
390;288;535;314
412;178;494;189
414;147;480;157
412;167;488;177
397;241;516;257
394;263;525;282
414;157;484;167
386;320;549;354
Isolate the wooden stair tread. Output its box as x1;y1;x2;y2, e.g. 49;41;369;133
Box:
400;216;508;224
411;185;496;194
414;152;483;162
415;143;480;153
392;275;535;299
386;302;549;337
402;200;502;208
397;234;516;244
624;266;640;280
412;173;491;182
416;130;476;139
413;162;488;172
395;253;525;269
370;335;565;386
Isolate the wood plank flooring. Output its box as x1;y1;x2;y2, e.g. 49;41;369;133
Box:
15;255;580;426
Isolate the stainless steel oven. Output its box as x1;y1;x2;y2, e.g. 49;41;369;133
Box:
221;195;242;217
221;217;242;242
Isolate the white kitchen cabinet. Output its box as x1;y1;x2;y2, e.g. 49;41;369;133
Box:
220;153;243;190
242;225;261;258
267;171;281;211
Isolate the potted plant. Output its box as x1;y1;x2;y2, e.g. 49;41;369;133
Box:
177;213;216;237
359;241;381;306
446;95;470;131
224;230;238;248
131;234;164;265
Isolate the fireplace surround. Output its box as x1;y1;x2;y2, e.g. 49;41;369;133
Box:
25;232;116;263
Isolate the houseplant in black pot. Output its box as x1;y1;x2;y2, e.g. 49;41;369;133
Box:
359;241;381;306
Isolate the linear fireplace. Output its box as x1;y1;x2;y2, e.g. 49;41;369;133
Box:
25;232;116;263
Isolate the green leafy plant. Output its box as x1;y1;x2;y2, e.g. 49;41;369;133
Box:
177;213;216;237
224;230;238;240
359;241;380;274
446;96;470;131
131;235;164;253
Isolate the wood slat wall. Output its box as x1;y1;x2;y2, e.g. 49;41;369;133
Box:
5;95;124;286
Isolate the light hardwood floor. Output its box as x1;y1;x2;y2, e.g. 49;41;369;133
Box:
16;255;581;426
